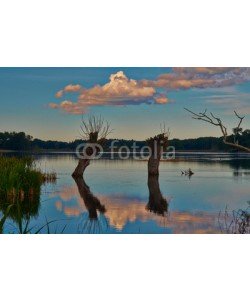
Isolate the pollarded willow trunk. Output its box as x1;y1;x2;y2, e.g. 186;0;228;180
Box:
72;159;90;178
72;143;101;178
72;116;112;178
147;133;168;176
148;153;161;176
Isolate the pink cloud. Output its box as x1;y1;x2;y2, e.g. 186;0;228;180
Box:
55;84;82;98
49;68;250;114
141;67;249;90
49;100;87;115
55;90;64;98
154;95;169;104
64;84;82;93
50;71;168;114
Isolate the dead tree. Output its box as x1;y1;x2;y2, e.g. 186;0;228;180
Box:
185;108;250;153
72;115;112;178
146;124;169;176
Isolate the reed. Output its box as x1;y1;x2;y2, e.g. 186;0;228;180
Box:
41;171;57;183
0;157;59;233
0;156;57;202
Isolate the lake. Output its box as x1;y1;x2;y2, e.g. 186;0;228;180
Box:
1;152;250;233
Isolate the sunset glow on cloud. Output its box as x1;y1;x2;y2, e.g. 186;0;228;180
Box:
141;67;250;89
55;84;82;98
49;68;250;115
49;71;168;114
2;67;249;141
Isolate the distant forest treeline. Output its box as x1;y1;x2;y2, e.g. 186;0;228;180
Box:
0;130;250;152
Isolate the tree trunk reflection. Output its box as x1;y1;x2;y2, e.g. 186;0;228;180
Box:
73;176;108;233
146;175;168;216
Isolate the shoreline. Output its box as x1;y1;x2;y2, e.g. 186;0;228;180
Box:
1;149;250;156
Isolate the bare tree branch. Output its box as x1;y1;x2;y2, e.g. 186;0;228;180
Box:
72;115;113;178
79;115;113;142
184;108;250;153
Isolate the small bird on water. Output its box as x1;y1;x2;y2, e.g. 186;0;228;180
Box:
181;168;194;176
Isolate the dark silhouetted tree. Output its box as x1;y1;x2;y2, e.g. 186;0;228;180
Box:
185;108;250;153
72;115;112;178
146;125;169;176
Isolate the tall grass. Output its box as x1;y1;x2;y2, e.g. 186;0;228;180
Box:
0;156;59;233
0;156;57;201
0;157;43;201
0;156;57;214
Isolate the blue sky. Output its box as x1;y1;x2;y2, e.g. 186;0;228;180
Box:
0;67;249;141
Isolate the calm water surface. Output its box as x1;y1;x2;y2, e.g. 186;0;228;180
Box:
2;153;250;233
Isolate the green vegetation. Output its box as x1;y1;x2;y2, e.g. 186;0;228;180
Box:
0;132;33;150
1;130;250;152
0;156;58;233
0;156;43;201
0;156;44;226
0;156;56;219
